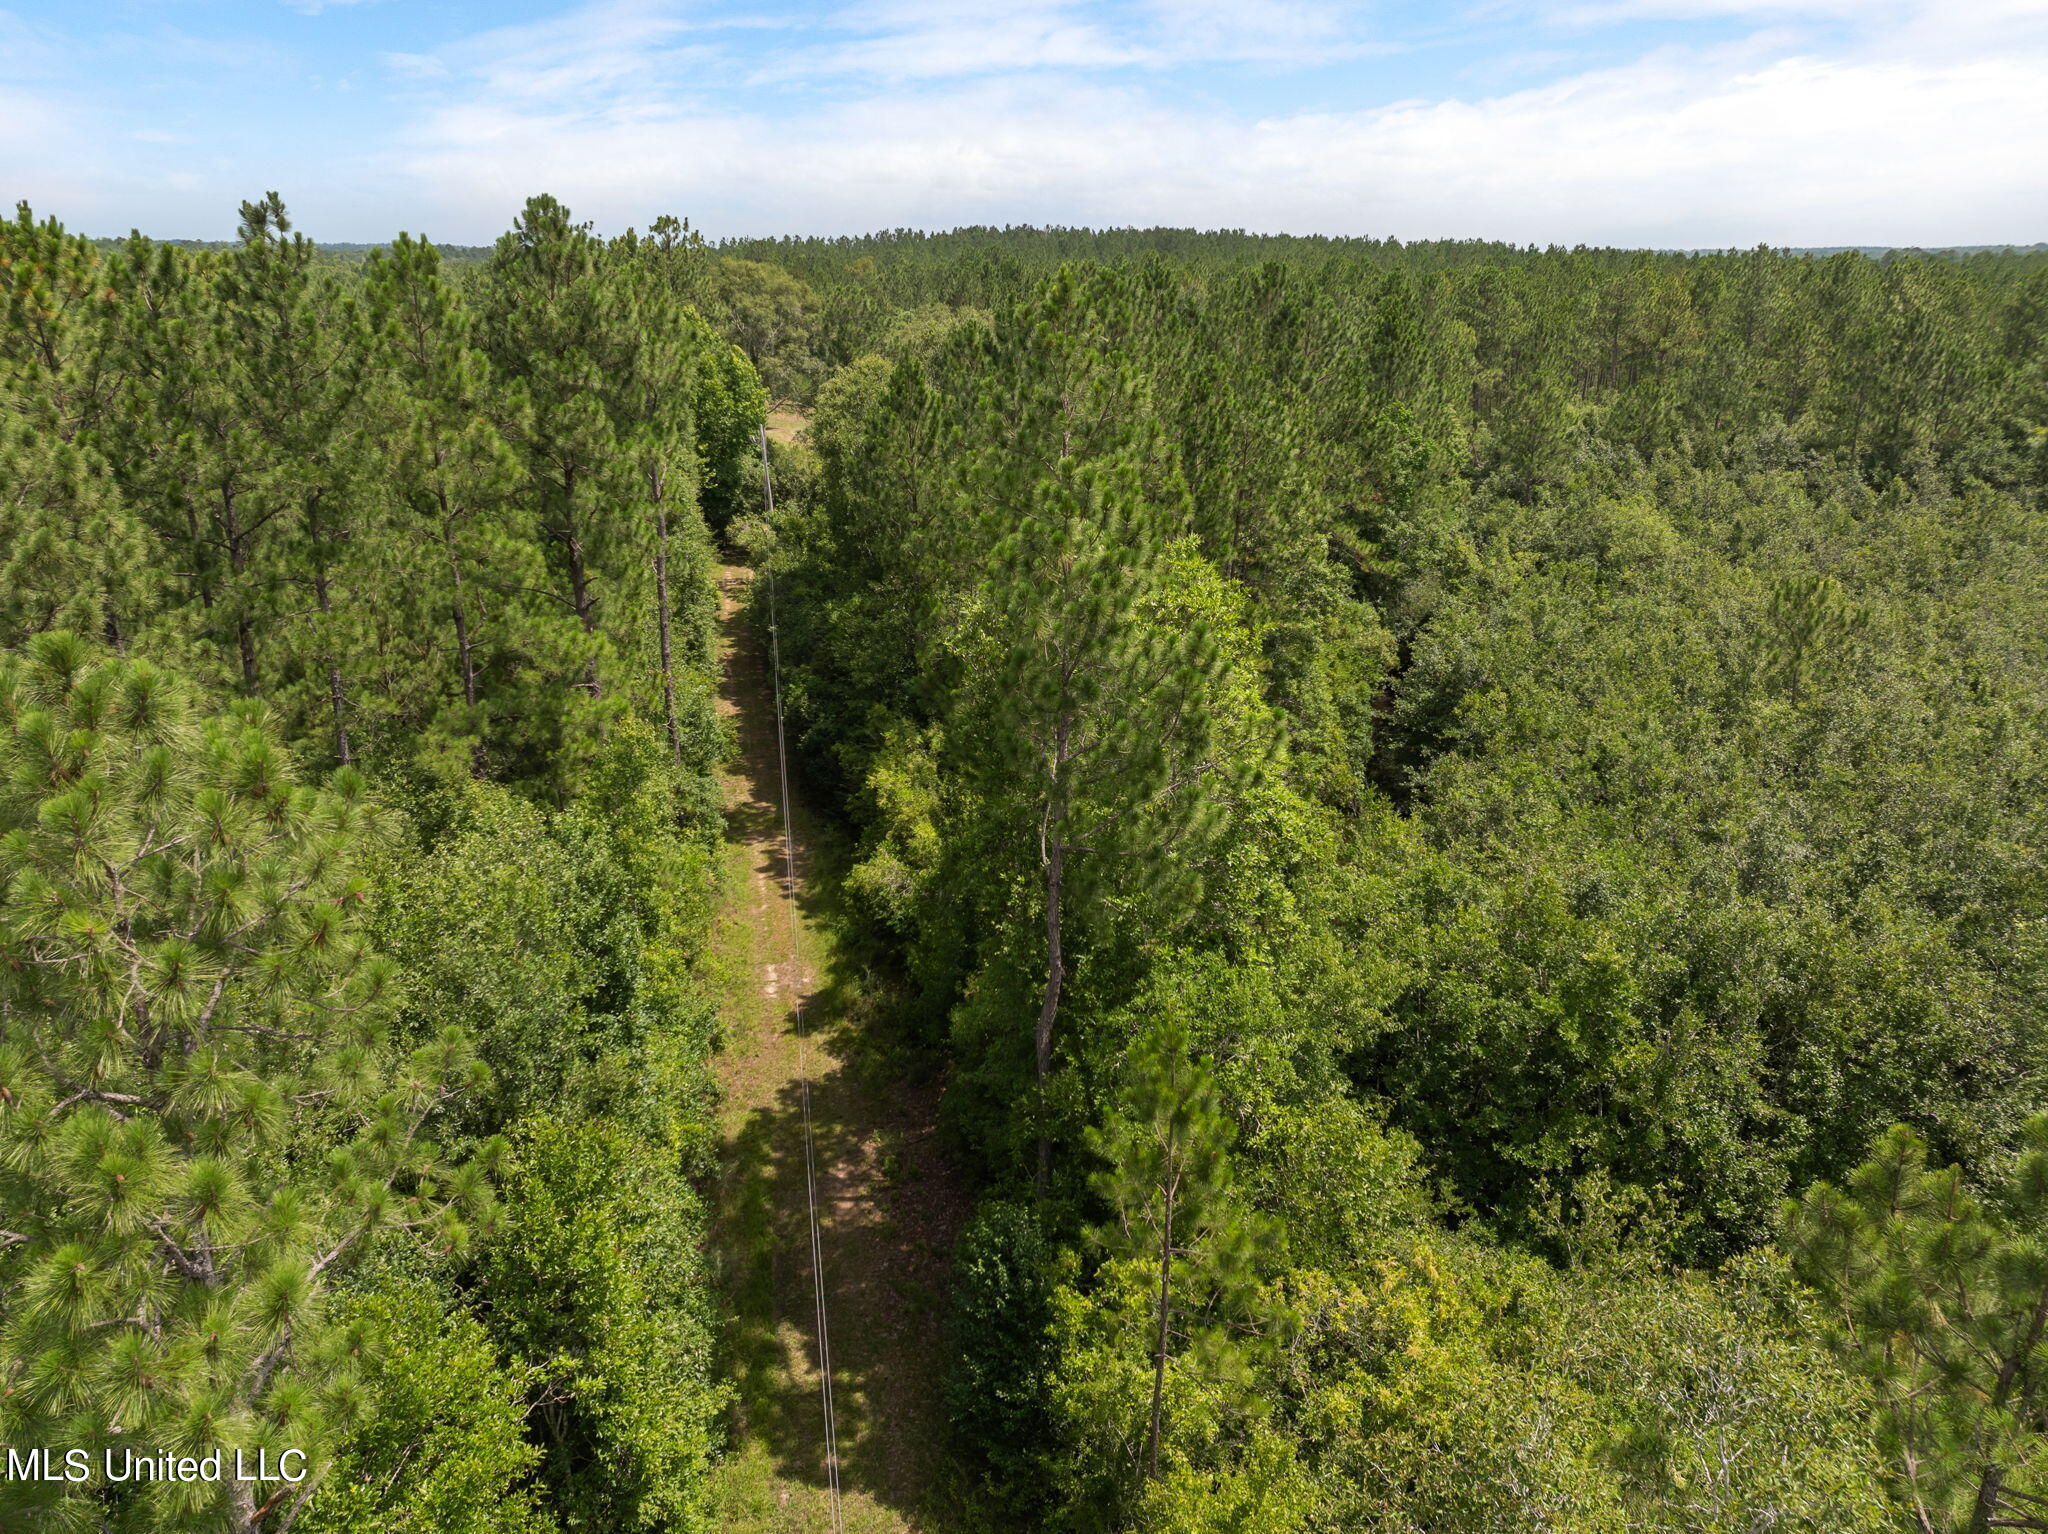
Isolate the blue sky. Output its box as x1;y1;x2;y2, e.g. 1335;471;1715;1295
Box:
3;0;2044;246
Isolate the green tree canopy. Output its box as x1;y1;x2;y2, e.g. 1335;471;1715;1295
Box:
0;635;493;1533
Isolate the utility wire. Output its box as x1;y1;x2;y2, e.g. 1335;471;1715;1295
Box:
758;423;845;1534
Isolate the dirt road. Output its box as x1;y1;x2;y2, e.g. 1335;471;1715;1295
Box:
706;563;964;1534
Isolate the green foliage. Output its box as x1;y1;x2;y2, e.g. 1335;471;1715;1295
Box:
695;257;825;404
1277;1255;1629;1533
366;720;725;1531
1355;461;2046;1258
371;719;719;1123
1050;1259;1295;1533
296;1281;548;1534
1753;570;1869;699
1083;1014;1277;1493
0;635;493;1532
0;417;160;650
352;229;558;774
841;719;944;945
691;337;771;529
0;193;742;1534
1272;1243;1890;1533
1243;1095;1432;1274
468;194;725;788
480;1113;725;1534
946;1201;1057;1489
13;197;2048;1533
761;231;2048;1530
0;193;749;801
1787;1119;2048;1532
372;780;629;1124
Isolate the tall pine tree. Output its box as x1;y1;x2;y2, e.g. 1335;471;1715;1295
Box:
0;635;495;1533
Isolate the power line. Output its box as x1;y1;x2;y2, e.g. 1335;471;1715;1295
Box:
758;423;845;1534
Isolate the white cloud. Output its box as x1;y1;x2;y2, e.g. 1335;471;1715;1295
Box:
760;4;1139;83
8;0;2046;245
1539;0;2048;41
0;81;63;145
395;0;709;102
370;1;2048;245
380;51;449;79
2;82;207;235
1140;0;1366;57
751;0;1390;84
1542;0;1883;21
1287;46;2048;245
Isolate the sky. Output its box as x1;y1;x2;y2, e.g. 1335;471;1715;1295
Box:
2;0;2045;248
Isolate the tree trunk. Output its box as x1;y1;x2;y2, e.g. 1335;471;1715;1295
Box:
231;1476;258;1531
651;466;683;768
568;533;594;635
307;497;350;765
442;497;479;709
236;606;258;688
222;490;260;690
326;664;351;764
1967;1280;2048;1534
568;535;601;698
453;596;477;707
1966;1464;2005;1534
1035;830;1064;1194
1147;1179;1175;1481
443;506;485;778
561;468;601;698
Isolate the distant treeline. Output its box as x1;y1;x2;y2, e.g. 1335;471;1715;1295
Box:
3;193;761;1533
11;193;2048;1534
756;209;2048;1530
86;233;499;264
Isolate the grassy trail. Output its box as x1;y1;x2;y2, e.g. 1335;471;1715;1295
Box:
705;561;965;1534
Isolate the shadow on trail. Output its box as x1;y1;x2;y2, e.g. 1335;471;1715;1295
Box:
719;1029;960;1511
708;563;966;1531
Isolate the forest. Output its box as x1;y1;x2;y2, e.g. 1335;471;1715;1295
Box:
1;194;2046;1534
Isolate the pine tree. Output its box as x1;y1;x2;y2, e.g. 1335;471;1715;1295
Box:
0;206;166;654
357;232;551;774
0;201;131;443
217;193;363;762
473;198;748;793
1754;570;1868;701
971;455;1260;1188
607;228;720;774
0;635;495;1533
475;196;639;706
638;216;771;531
1087;1014;1269;1482
100;197;354;712
1785;1120;2048;1533
0;418;160;651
